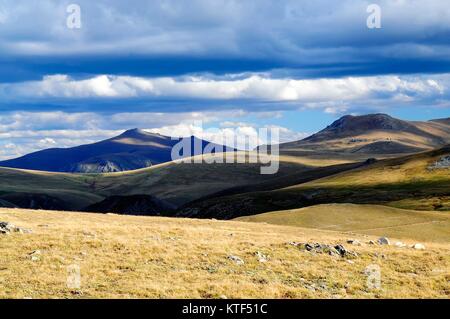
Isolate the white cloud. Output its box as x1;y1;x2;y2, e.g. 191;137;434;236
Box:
0;110;309;160
2;73;447;103
146;122;309;150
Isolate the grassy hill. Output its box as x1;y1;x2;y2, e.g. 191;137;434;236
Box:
237;204;450;243
0;207;448;298
0;152;347;210
180;146;450;219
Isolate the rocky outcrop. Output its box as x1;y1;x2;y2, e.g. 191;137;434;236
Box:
428;155;450;170
0;222;32;234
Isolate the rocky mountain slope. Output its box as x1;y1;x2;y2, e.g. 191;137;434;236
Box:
0;129;229;173
280;113;450;155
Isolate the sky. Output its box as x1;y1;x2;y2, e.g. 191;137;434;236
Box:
0;0;450;159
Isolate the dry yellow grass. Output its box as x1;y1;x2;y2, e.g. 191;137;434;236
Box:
0;208;449;299
237;204;450;243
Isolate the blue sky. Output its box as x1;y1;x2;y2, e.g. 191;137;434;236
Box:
0;0;450;159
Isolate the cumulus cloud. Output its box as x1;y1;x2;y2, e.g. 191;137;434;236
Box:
2;73;447;103
146;123;309;150
0;110;309;160
1;1;450;62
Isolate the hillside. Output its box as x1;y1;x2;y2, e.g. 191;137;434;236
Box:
179;145;450;219
0;129;230;173
0;208;448;298
0;152;344;210
280;114;450;156
237;204;450;243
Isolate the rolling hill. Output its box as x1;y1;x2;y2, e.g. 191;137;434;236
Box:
0;129;231;173
179;145;450;219
237;203;450;243
0;113;449;216
0;152;347;211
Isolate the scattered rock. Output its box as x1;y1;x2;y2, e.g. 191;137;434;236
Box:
334;245;347;257
219;295;228;299
288;241;301;247
347;260;355;264
293;242;356;258
368;240;376;245
227;255;244;265
377;237;390;245
0;222;32;234
395;242;406;248
347;239;362;246
428;155;450;170
255;251;268;263
82;230;96;237
70;290;83;296
412;243;425;250
29;250;41;261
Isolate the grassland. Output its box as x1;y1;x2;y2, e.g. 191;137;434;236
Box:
237;204;450;243
180;146;450;219
0;152;352;210
0;207;449;299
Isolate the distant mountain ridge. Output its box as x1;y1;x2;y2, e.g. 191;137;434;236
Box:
0;129;229;173
281;113;450;154
1;113;449;173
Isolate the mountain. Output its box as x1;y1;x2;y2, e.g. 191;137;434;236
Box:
280;113;450;155
0;129;230;173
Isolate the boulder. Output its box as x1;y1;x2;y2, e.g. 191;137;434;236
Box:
412;243;425;250
347;239;362;246
0;221;31;234
255;251;268;263
377;237;390;245
29;250;41;261
227;255;244;265
395;242;406;248
334;245;347;257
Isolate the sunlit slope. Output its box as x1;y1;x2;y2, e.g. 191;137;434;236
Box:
180;146;450;218
287;145;450;210
1;208;449;298
0;152;344;209
237;204;450;243
280;114;450;155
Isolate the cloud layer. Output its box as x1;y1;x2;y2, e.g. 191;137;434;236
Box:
2;73;447;103
0;1;449;160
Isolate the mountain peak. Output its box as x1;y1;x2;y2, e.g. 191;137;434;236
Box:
324;113;413;132
302;113;418;143
118;128;164;139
